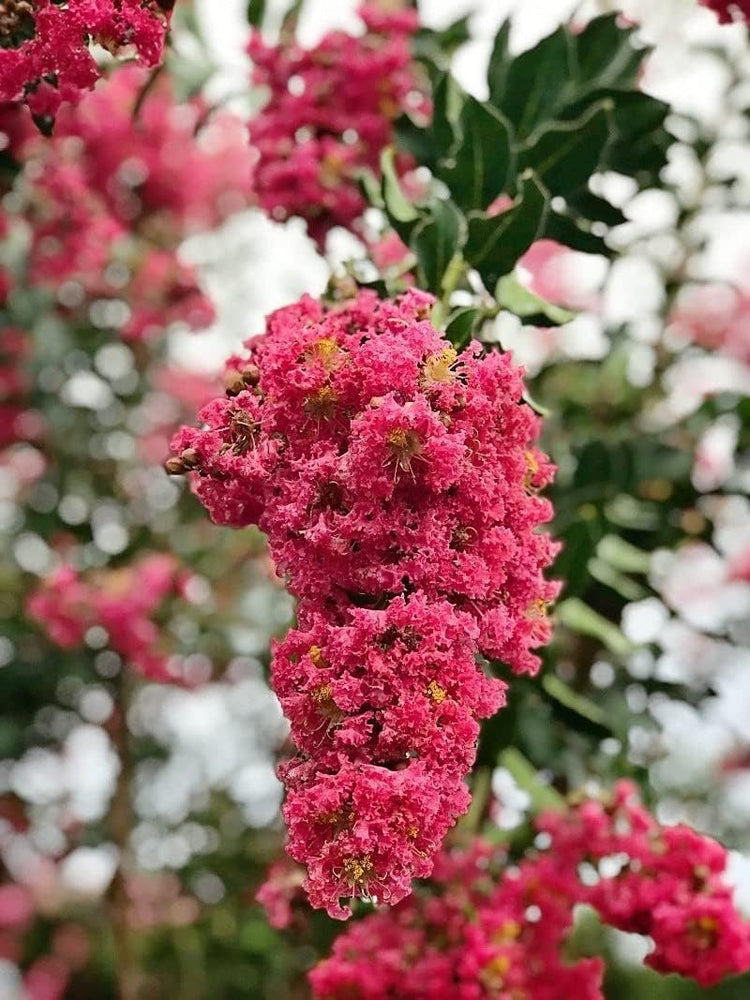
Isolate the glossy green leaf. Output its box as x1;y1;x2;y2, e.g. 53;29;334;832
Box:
431;73;465;156
436;96;513;210
464;172;548;292
380;147;420;244
414;15;472;62
445;306;483;347
545;210;610;256
557;598;635;658
412;199;463;295
486;20;511;109
518;100;613;195
573;13;641;91
494;26;575;138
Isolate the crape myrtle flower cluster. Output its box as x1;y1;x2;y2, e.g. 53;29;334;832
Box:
309;782;750;999
2;65;253;340
170;289;559;916
27;553;193;682
0;0;173;127
701;0;750;23
248;2;427;248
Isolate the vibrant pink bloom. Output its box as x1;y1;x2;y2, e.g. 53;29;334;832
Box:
248;4;426;247
172;289;558;913
310;783;750;996
0;0;173;124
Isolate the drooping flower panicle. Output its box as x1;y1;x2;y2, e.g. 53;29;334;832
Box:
171;289;559;916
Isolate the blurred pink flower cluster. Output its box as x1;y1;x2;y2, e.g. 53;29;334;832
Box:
171;288;558;915
0;0;173;124
310;782;750;997
27;553;192;682
2;65;254;340
248;3;426;248
668;284;750;365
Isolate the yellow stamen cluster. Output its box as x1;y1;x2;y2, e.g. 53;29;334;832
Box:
480;954;511;989
343;856;373;886
320;154;346;189
691;915;720;948
308;645;328;669
494;920;521;943
524;449;540;490
311;683;333;704
423;347;459;386
427;680;447;704
386;426;422;475
526;598;550;620
307;337;341;370
304;385;339;418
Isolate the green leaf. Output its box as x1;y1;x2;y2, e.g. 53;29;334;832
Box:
464;172;548;293
602;90;671;178
495;274;575;327
431;73;465;157
412;200;463;295
518;100;613;195
393;114;435;170
380;147;420;244
436;96;513;211
246;0;266;27
541;673;613;739
588;559;648;602
445;306;483;347
494;26;575;139
557;598;635;658
573;13;641;91
487;19;511;109
498;748;565;812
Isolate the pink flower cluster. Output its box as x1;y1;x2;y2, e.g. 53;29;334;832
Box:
27;554;189;681
248;3;425;248
700;0;750;23
0;0;173;124
4;66;254;340
668;283;750;364
309;782;750;998
171;289;558;916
